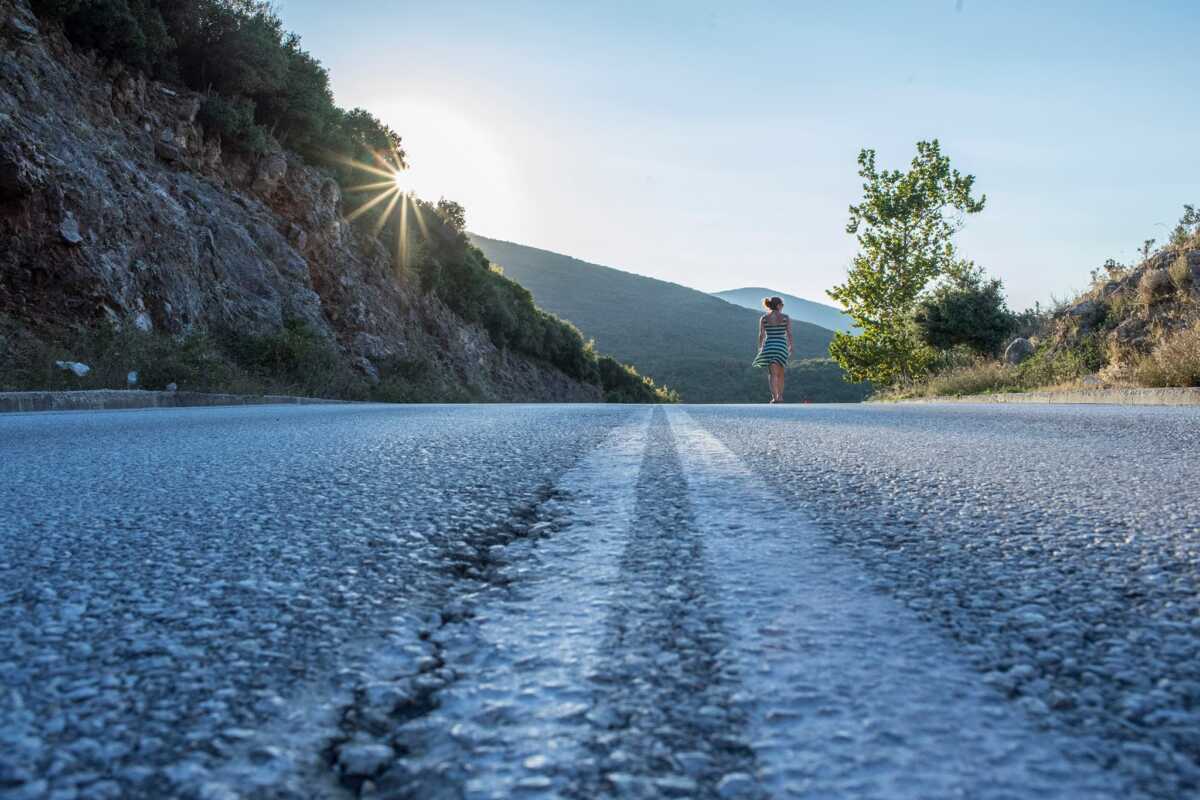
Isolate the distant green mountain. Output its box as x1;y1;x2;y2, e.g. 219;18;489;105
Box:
469;235;870;403
713;287;857;334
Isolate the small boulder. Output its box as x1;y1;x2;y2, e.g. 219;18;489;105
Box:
54;361;91;377
1064;299;1104;331
155;139;185;164
127;371;139;387
59;213;83;245
1066;299;1098;317
1113;317;1147;344
1003;337;1034;365
165;382;178;392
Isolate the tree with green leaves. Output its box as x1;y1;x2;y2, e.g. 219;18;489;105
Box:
436;198;466;232
828;140;986;385
913;261;1013;355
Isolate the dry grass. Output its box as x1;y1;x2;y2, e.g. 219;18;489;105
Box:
1138;268;1174;309
1135;320;1200;387
881;360;1021;399
1169;254;1194;292
886;335;1108;400
921;361;1021;396
1106;287;1138;321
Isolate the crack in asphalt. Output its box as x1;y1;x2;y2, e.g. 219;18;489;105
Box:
323;483;577;798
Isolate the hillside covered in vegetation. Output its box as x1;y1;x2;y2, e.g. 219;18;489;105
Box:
817;140;1198;400
900;214;1200;399
0;0;674;403
470;235;871;403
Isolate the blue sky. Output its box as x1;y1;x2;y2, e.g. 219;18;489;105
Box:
277;0;1199;309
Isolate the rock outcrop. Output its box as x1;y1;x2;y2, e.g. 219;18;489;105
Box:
0;0;599;401
1048;246;1200;382
1003;337;1034;365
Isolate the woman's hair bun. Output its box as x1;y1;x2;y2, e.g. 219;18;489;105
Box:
762;296;783;311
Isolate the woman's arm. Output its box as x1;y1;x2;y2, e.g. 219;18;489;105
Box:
758;317;766;350
786;318;794;355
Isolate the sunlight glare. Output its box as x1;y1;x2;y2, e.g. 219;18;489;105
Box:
332;99;522;273
373;98;522;235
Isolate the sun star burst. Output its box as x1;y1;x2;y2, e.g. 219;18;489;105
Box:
332;144;427;270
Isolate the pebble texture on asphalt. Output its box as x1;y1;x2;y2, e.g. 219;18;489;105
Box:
0;405;624;799
690;403;1200;798
2;402;1197;799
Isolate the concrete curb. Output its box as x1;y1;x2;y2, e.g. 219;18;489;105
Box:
0;389;350;414
896;387;1200;407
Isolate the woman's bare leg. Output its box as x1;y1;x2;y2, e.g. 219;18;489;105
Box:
775;363;786;402
769;364;784;402
766;367;777;401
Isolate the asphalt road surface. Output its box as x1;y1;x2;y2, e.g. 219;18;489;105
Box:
2;403;1198;799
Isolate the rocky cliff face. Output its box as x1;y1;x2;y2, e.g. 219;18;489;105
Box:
0;0;599;401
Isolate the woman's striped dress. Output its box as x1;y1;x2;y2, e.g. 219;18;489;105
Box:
753;316;790;367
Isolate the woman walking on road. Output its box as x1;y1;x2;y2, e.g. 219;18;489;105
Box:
753;296;793;403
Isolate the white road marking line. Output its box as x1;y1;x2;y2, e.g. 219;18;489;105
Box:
667;407;1128;800
397;410;653;799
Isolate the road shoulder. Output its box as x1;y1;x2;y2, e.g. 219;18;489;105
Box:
0;389;350;413
891;386;1200;406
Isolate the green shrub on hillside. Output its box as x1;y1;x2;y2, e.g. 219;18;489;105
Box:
217;318;355;395
1027;340;1104;383
197;94;269;154
1169;205;1199;248
31;0;402;179
914;263;1014;356
31;0;175;75
597;356;677;403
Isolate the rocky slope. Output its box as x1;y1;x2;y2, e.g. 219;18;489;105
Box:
0;0;599;401
1039;245;1199;385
